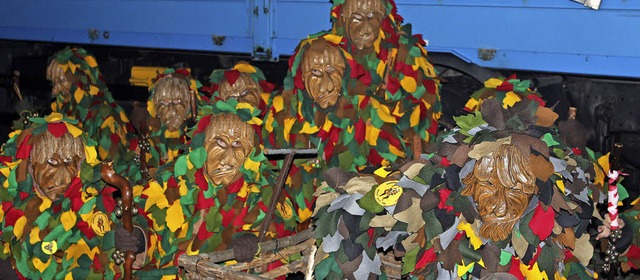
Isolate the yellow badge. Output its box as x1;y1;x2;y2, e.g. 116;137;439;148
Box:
91;212;111;236
41;241;58;255
374;181;403;206
277;201;294;220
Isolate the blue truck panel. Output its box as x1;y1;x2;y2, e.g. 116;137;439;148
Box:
0;0;639;78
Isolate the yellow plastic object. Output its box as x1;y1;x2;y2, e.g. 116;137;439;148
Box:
129;66;169;87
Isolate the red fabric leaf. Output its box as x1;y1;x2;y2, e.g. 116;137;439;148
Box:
294;71;305;91
440;157;450;167
19;192;29;200
195;169;208;191
4;207;24;226
508;257;525;280
109;133;120;147
0;155;12;164
529;202;555;241
437;188;454;212
354;119;366;144
65;177;84;212
527;94;546;107
625;245;640;269
227;177;244;194
16;133;32;159
224;70;241;86
233;207;249;227
367;148;384;167
196;220;215;241
167;177;179;189
387;77;400;94
92;254;103;271
195;191;215;212
571;147;582;155
367;228;375;247
415;247;437;269
259;80;275;93
195;115;212;134
102;192;116;213
77;220;96;240
220;208;234;227
175;68;191;77
423;79;437;95
428;118;438;137
129;138;139;151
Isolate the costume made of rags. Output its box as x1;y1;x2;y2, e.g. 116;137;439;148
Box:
48;47;131;162
131;68;205;181
313;84;606;279
0;113;122;279
329;0;442;154
135;100;297;277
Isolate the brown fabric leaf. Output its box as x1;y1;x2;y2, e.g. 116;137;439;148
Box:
556;227;576;250
529;154;554;182
511;133;549;158
534;106;559;127
572;233;593;266
437;238;462;271
164;187;180;205
481;242;501;272
450;144;472;168
551;187;572;213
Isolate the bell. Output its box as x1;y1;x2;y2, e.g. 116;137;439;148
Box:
115;207;123;217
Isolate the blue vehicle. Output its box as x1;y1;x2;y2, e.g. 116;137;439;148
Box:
0;0;638;180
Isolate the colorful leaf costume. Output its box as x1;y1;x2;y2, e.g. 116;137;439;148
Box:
313;84;605;279
47;46;131;162
0;113;122;279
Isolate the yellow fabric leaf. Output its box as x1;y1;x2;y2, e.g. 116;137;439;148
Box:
519;262;548;280
67;62;77;74
166;200;185;232
272;95;284;112
65;239;100;266
29;227;41;244
457;261;475;277
233;62;257;73
556;179;565;193
0;167;9;178
33;257;51;273
61;210;77;231
249;116;263;126
14;216;27;239
89;85;99;96
85;55;98;68
98;147;108;162
554;271;567;280
147;100;156;118
388;145;405;157
366;125;381;146
243;157;261;174
101;116;116;133
74;88;85;104
236;102;256;113
484;78;504;89
264;113;275;133
119;110;129;122
324;34;343;44
164;129;181;138
45;112;64;122
373;30;383;53
142;181;169;211
371;99;397;124
65;123;83;137
298;207;312;223
0;206;3;222
392;104;404;118
177;222;189;239
186;242;199;256
283;118;296;143
376;61;386;78
464;98;479;111
374;166;392;178
400;76;417;93
300;122;320;134
410;106;421;127
503;91;521;108
84;146;99;166
238;182;260;199
321;117;333;132
133;184;144;198
65;272;73;280
457;220;482;249
595;152;611;187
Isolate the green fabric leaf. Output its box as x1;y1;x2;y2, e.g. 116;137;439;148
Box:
315;257;341;280
618;183;629;201
189;147;207;169
423;210;443;240
453;111;487;138
358;188;384;213
174;155;188;177
541;133;560;147
499;250;512;266
402;246;419;275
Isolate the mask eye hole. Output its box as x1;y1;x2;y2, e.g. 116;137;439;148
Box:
47;158;59;165
311;69;322;76
63;157;73;164
172;99;182;104
216;138;227;148
232;141;242;148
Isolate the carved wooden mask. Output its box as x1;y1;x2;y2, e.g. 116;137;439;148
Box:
46;60;76;103
341;0;385;51
30;130;85;201
152;74;193;132
301;40;346;109
461;144;537;241
218;73;261;108
203;113;255;186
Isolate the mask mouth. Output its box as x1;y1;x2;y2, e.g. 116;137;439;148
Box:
211;164;238;178
41;184;68;199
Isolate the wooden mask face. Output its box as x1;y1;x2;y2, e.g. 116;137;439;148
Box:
203;113;255;186
218;73;261;108
461;144;537;241
301;40;346;109
341;0;385;51
152;75;192;132
47;60;75;103
30;131;85;201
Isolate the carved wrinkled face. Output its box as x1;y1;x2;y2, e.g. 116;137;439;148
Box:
461;144;537;241
30;131;85;201
218;73;261;108
342;0;385;51
204;113;255;186
46;60;74;102
152;75;192;132
301;40;346;109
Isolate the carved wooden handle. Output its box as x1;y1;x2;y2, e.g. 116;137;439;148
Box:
101;162;136;279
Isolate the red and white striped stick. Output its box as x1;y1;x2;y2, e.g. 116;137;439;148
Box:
608;170;620;230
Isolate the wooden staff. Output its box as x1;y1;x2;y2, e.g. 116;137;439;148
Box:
604;142;624;280
102;162;136;280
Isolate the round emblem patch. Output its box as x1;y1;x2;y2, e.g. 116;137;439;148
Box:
374;180;403;206
91;212;111;236
41;241;58;255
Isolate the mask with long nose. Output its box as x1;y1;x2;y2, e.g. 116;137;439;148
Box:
341;0;386;51
301;39;346;109
30;130;85;201
203;113;255;186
